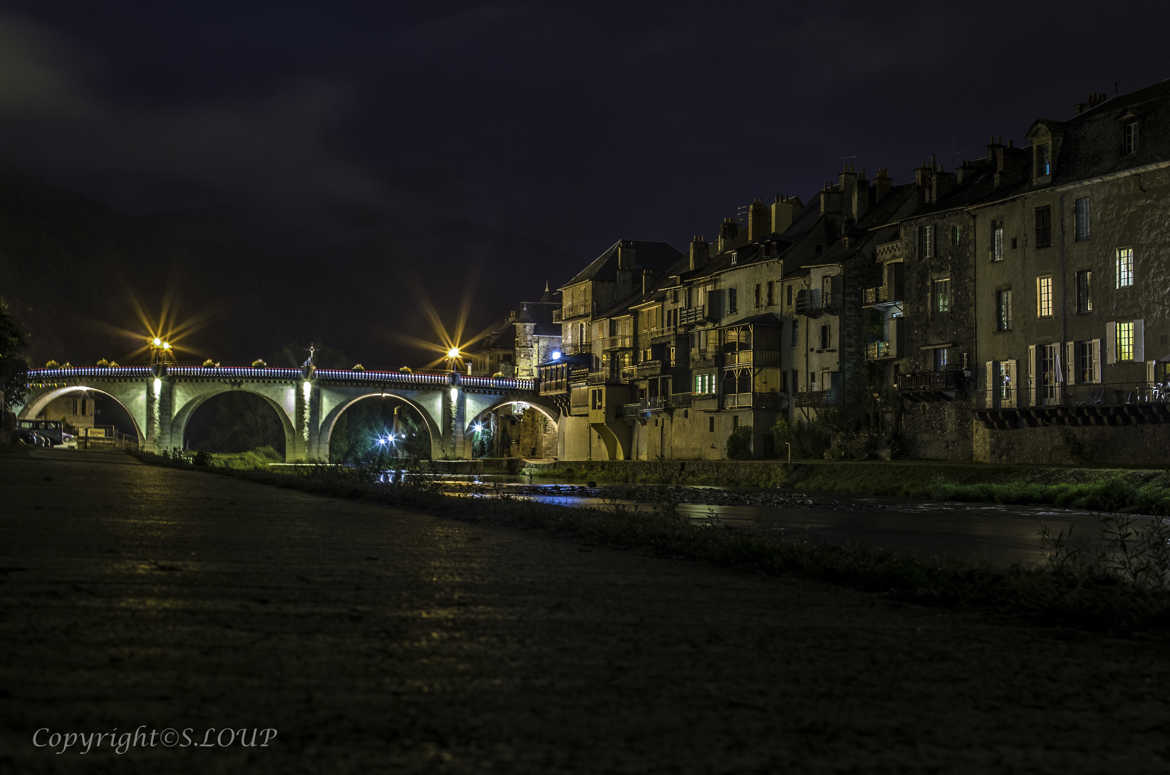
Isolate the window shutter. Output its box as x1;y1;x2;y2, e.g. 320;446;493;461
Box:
984;361;994;407
1135;319;1145;361
1147;360;1156;387
1105;322;1116;365
1091;340;1101;383
1028;344;1038;406
1065;342;1076;386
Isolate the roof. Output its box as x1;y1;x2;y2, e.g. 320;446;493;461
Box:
560;239;684;288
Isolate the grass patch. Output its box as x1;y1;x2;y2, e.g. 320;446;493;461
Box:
133;450;1170;634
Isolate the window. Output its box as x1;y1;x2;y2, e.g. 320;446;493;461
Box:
791;318;798;347
1117;321;1134;362
999;361;1015;401
754;284;761;308
933;278;951;314
1036;275;1053;318
1039;344;1059;401
934;347;949;371
819;324;830;350
708;416;715;433
786;285;792;306
991;220;1004;261
996;289;1013;331
822;275;833;308
950;224;961;247
1076;270;1093;314
1124;121;1139;155
917;224;935;259
766;281;775;306
1034;205;1051;249
80;399;86;416
1074;197;1091;241
1116;247;1134;288
728;287;738;314
1036;143;1051;177
1075;341;1097;384
733;416;740;430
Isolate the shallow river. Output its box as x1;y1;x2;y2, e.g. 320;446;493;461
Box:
379;473;1141;569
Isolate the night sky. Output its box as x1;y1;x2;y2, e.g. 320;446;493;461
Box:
3;1;1169;367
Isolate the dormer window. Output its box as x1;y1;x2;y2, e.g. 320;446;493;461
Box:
1124;121;1140;155
1036;143;1052;178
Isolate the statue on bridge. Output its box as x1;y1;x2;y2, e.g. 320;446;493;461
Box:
301;343;317;378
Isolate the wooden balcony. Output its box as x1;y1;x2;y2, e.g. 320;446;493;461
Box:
677;306;708;326
602;335;633;351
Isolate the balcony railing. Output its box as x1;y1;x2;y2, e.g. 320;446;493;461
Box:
677;306;707;326
898;370;965;393
620;364;639;382
602;335;633;350
875;239;906;263
636;359;663;377
561;341;592;355
795;289;823;317
562;302;593;319
724;392;753;409
794;389;838;408
863;285;894;306
551;309;562;323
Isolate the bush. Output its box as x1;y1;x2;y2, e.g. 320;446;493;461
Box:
726;425;754;459
772;417;831;459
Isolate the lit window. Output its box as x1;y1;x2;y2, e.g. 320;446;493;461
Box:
1075;340;1097;383
822;275;833;308
933;278;951;313
951;224;961;247
1036;275;1053;318
1117;321;1134;361
1074;197;1091;241
991;220;1004;261
1116;247;1134;288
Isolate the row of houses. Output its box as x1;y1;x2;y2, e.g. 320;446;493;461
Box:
477;80;1170;465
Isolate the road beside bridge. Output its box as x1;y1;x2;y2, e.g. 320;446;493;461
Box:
2;450;1169;773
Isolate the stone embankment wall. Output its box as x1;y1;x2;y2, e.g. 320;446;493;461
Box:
972;421;1170;466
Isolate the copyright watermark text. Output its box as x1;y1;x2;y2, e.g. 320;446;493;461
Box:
33;726;278;755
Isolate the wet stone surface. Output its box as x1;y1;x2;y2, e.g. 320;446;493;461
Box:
2;451;1169;773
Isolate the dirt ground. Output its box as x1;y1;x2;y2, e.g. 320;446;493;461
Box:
1;450;1169;773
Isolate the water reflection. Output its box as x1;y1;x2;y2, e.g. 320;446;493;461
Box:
372;471;1121;569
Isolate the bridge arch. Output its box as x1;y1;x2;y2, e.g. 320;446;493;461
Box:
317;392;443;461
18;385;146;444
465;398;559;459
170;388;296;459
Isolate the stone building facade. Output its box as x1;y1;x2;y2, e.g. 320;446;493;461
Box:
517;79;1170;464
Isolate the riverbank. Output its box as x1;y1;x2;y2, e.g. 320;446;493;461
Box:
7;451;1170;772
120;450;1170;634
523;459;1170;515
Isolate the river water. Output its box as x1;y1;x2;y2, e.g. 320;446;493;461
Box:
378;472;1131;569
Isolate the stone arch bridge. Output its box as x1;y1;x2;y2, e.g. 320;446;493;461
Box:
19;365;557;461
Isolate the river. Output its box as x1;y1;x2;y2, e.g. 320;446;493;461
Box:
376;472;1133;569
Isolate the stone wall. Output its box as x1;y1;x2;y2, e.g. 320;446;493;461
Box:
971;420;1170;466
900;401;974;461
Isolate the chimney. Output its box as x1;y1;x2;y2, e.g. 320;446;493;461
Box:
771;195;802;234
688;235;709;270
641;268;651;296
987;137;1006;173
819;184;842;215
838;167;858;219
717;217;740;252
617;240;637;270
931;170;956;203
849;170;869;221
747;200;770;241
873;168;891;203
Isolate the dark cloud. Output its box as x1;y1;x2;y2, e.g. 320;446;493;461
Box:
3;1;1170;364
